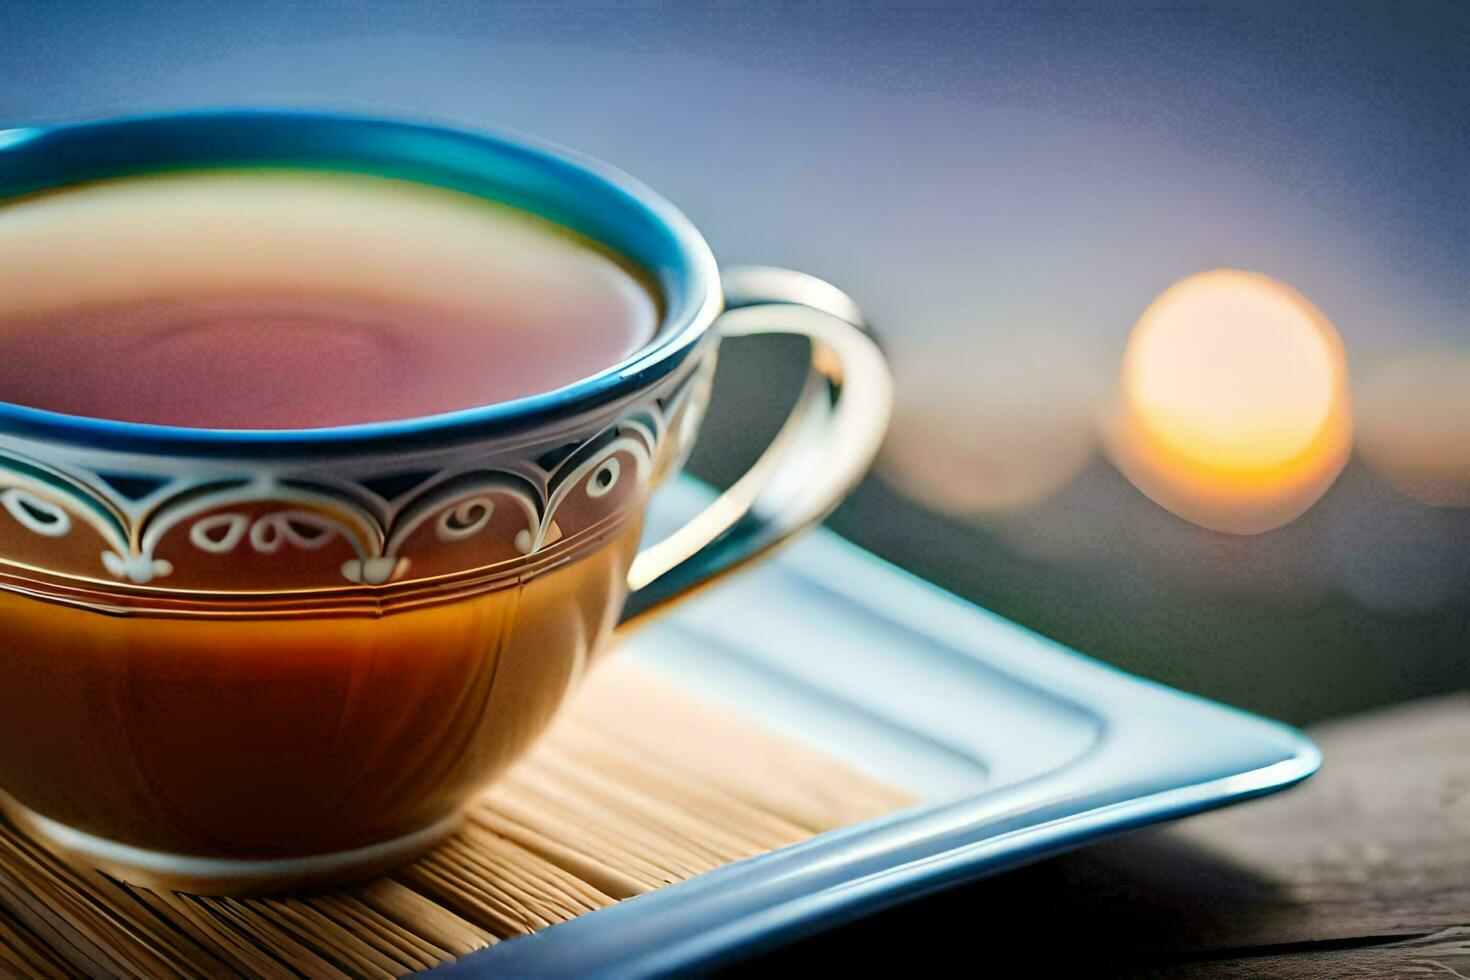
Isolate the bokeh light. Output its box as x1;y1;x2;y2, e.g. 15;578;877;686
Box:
1107;269;1352;534
1355;353;1470;508
879;335;1104;516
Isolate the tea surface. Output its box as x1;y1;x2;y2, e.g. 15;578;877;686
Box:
0;171;659;429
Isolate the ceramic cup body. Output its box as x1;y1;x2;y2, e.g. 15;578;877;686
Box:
0;111;889;893
0;381;706;890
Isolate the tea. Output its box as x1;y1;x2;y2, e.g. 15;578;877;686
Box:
0;171;659;428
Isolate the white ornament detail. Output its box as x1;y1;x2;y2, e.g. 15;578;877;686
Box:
249;511;338;553
586;458;620;498
1;488;71;537
189;511;340;556
341;556;408;585
513;519;564;556
101;551;173;584
436;497;494;542
190;514;249;554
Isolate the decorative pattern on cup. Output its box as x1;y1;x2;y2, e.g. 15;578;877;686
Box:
0;362;713;595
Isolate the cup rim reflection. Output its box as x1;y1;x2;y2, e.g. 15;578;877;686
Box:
0;108;722;457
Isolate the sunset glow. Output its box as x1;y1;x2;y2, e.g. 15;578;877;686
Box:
1109;269;1351;534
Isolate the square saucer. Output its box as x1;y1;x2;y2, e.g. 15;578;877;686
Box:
431;479;1318;977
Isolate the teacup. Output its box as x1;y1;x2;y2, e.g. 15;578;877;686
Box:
0;110;890;893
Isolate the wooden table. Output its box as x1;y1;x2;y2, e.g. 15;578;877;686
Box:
745;695;1470;977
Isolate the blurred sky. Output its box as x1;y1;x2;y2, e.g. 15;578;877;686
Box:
2;2;1464;317
1;1;1467;721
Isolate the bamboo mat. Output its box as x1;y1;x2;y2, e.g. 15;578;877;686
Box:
0;658;914;978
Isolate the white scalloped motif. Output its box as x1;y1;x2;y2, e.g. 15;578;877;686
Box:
0;383;674;587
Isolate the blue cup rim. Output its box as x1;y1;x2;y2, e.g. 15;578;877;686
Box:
0;109;722;458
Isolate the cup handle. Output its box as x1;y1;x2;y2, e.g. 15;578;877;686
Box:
620;266;893;626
